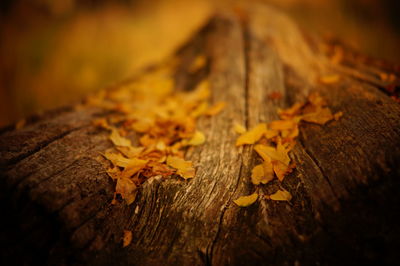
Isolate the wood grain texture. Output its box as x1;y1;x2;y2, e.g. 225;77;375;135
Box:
1;5;400;265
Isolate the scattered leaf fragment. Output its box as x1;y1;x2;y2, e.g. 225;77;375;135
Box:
166;156;195;179
267;189;292;201
122;230;133;247
234;193;258;207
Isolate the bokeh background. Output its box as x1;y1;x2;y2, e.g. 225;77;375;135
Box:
1;0;399;127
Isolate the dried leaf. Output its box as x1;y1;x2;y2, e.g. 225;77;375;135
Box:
187;131;205;146
251;161;274;185
103;151;134;168
122;230;133;247
116;177;137;205
269;120;297;131
166;156;195;179
254;144;290;166
278;103;304;119
120;158;148;179
236;123;267;146
301;107;334;125
206;101;226;116
110;129;132;147
93;118;110;129
117;146;144;158
272;160;290;181
233;193;258;207
233;123;246;134
267;189;292;201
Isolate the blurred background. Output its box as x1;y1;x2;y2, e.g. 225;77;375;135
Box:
1;0;399;127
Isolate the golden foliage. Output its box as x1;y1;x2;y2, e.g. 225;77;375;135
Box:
233;193;258;207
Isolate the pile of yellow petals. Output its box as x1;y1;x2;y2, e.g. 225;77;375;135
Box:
234;92;343;207
89;61;224;205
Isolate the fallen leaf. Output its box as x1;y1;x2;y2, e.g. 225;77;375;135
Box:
110;129;132;147
206;101;226;116
254;144;290;166
269;120;297;131
236;123;267;146
301;107;334;125
166;156;195;179
233;123;246;134
251;161;274;185
103;151;134;168
187;131;205;146
233;193;258;207
122;230;133;247
120;158;148;179
267;189;292;201
116;177;137;205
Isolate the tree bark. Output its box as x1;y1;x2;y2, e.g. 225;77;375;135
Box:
1;5;400;265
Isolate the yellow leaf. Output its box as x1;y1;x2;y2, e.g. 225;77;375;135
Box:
301;107;334;125
264;129;278;139
122;230;133;247
278;103;304;119
116;177;137;205
103;151;133;168
233;123;246;134
254;144;290;166
110;129;132;147
120;158;148;179
233;193;258;207
236;123;267;146
272;160;290;181
106;167;122;180
187;131;205;146
269;120;297;131
117;146;144;158
166;156;195;179
206;101;226;116
93;118;111;129
267;189;292;201
251;161;274;185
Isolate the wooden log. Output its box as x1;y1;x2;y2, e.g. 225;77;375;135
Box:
1;5;400;265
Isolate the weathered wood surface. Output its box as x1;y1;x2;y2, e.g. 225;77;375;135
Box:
1;5;400;265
